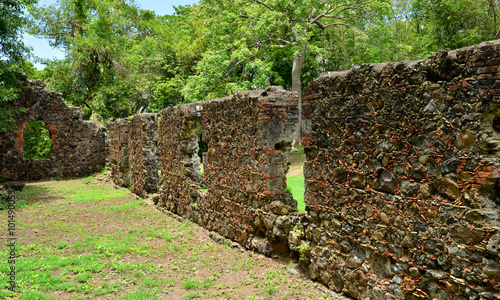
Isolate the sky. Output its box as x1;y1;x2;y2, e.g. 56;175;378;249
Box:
25;0;198;69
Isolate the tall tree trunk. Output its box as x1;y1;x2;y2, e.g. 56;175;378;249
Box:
292;53;304;148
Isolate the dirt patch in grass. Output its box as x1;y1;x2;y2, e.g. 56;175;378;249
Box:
1;173;349;300
286;168;303;177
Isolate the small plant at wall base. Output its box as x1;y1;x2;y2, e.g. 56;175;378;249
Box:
297;243;311;261
23;120;53;159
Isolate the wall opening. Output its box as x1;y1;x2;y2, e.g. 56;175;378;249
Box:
198;133;208;193
493;115;500;133
23;120;53;160
285;144;306;212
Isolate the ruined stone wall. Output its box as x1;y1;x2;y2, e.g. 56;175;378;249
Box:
107;41;500;300
109;119;130;187
200;87;298;253
0;80;107;181
129;113;158;197
154;87;299;254
155;102;203;218
300;40;500;299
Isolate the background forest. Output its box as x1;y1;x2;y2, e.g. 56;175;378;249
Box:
1;0;500;130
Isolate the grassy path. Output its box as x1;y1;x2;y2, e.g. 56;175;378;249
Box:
0;173;346;300
286;147;306;212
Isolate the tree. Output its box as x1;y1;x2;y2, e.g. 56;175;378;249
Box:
141;5;207;112
30;0;151;118
0;0;36;60
0;0;37;133
389;0;500;59
428;0;499;49
28;0;499;128
192;0;392;145
30;1;204;119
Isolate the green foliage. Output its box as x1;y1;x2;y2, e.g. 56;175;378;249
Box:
0;62;25;133
0;60;37;133
25;0;500;124
387;0;500;60
30;0;202;118
198;134;208;160
23;120;53;160
0;0;36;133
181;0;393;102
297;242;311;261
29;0;151;118
0;0;36;61
428;0;499;49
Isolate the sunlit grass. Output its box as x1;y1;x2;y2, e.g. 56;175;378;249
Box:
287;175;305;212
1;174;330;299
61;187;129;204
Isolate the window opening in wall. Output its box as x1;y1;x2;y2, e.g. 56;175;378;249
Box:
198;132;208;193
493;116;500;133
285;144;306;212
23;120;53;159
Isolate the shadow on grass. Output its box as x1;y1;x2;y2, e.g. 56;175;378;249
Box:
1;182;54;209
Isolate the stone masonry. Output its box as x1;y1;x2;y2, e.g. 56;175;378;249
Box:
0;80;107;181
301;40;500;299
129;113;159;197
109;41;500;299
152;86;299;255
199;86;299;254
155;102;203;218
109;118;130;187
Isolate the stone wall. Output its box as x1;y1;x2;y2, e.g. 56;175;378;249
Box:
108;41;500;300
129;113;159;197
109;119;130;187
155;102;203;218
0;80;107;181
199;87;298;253
300;40;500;299
152;87;299;254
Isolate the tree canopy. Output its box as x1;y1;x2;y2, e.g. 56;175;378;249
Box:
0;0;37;133
3;0;497;125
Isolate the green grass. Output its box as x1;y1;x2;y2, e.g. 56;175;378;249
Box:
120;289;162;300
184;279;202;290
286;175;305;212
1;176;332;299
141;276;162;288
0;190;29;210
286;145;306;212
107;199;142;212
47;176;129;205
62;188;129;204
183;274;218;290
185;292;201;299
56;242;69;249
